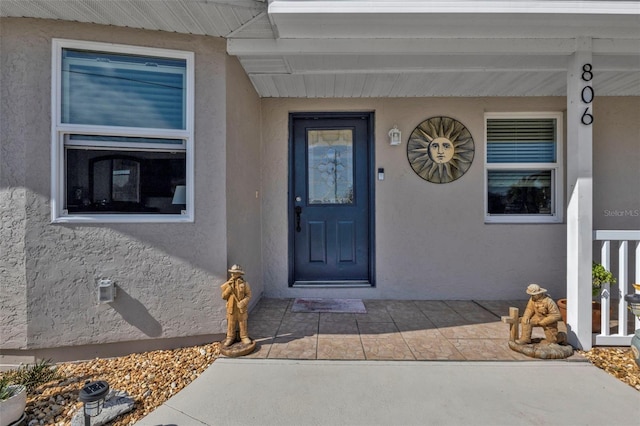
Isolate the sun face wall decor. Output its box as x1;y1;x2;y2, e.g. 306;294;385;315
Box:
407;116;475;184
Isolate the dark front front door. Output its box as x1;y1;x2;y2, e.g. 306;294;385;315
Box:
290;113;373;286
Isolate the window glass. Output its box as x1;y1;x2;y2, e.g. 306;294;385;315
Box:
61;49;186;129
307;129;354;204
485;113;562;223
487;170;552;215
487;118;556;163
65;148;186;214
53;40;193;222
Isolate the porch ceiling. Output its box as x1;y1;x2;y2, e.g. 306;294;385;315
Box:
2;0;639;97
0;0;271;38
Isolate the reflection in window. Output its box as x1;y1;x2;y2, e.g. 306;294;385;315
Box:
66;150;185;214
91;157;140;203
61;49;186;129
307;129;354;204
487;170;552;215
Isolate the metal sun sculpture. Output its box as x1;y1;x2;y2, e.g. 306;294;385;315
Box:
407;116;475;184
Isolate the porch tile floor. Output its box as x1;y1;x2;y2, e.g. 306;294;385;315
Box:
242;298;579;361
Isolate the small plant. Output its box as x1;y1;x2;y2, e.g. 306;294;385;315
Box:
1;359;63;393
592;262;616;298
0;376;13;401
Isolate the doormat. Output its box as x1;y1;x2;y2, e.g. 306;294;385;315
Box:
291;298;366;314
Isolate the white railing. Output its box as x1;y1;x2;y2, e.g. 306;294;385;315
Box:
593;230;640;346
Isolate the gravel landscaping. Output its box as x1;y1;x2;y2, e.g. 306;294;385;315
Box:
579;347;640;391
7;343;220;426
2;344;637;426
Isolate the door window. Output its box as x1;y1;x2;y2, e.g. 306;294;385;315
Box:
307;129;354;205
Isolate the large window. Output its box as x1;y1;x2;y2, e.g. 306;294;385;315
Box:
484;112;563;223
51;39;194;222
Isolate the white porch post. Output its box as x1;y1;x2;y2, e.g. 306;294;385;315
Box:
566;37;593;350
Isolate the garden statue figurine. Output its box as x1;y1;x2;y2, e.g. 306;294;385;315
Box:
516;283;564;345
221;264;252;347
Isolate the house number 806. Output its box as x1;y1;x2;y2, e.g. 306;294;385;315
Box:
581;64;593;125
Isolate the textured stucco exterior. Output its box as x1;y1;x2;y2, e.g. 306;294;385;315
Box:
0;29;29;347
260;97;640;300
0;18;260;353
226;55;264;300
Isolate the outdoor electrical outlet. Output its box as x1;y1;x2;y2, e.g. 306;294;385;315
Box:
98;279;116;304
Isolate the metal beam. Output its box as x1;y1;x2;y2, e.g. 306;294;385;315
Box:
269;1;640;16
228;38;579;56
241;54;569;74
593;38;640;55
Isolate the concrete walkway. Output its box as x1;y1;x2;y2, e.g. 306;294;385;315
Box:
137;358;638;426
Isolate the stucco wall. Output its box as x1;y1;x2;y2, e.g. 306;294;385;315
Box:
0;18;230;351
592;97;640;231
0;19;29;348
226;55;263;304
261;97;599;300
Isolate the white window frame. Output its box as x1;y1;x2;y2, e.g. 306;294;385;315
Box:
484;112;564;224
51;39;194;223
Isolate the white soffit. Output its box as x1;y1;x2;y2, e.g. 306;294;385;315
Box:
248;71;569;98
268;0;640;39
0;0;271;38
230;1;640;97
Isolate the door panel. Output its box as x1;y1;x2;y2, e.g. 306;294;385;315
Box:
337;221;355;263
291;114;372;285
308;221;327;263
